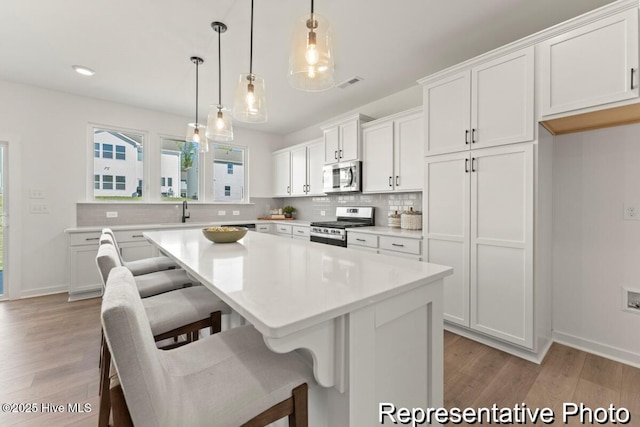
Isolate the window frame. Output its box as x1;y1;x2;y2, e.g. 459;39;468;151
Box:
210;143;249;204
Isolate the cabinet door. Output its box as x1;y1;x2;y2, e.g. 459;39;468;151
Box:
423;71;471;155
69;245;103;297
306;139;325;196
540;8;639;116
272;151;291;197
471;47;534;149
290;146;308;196
424;152;470;327
324;127;340;163
469;143;533;348
362;121;394;192
120;241;156;262
339;120;359;161
394;112;424;191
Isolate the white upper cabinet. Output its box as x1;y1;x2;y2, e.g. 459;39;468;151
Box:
274;138;324;198
423;47;534;156
362;108;423;193
540;8;639;117
272;150;291;197
322;113;372;164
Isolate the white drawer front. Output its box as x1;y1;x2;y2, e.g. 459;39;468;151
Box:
292;226;310;238
69;232;102;246
379;236;421;255
348;232;378;248
276;224;293;235
114;230;148;243
256;224;272;233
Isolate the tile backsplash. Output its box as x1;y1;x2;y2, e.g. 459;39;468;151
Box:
276;192;422;226
76;193;421;227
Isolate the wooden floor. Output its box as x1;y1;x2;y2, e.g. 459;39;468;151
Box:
0;294;639;426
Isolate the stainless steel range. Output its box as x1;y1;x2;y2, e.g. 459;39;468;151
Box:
310;206;375;247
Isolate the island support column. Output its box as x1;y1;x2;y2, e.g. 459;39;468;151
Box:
347;279;444;426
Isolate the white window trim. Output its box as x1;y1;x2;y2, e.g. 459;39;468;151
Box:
207;142;250;204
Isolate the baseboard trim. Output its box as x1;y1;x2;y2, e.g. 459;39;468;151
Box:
19;285;68;299
552;330;640;369
444;323;551;364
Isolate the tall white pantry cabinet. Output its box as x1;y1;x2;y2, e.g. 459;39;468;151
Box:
420;46;553;361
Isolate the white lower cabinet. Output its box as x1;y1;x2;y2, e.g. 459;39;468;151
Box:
68;228;157;300
425;143;535;349
347;232;422;260
256;223;272;233
271;223;310;239
292;225;310;239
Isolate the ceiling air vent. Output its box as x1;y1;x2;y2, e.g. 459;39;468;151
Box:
337;76;364;89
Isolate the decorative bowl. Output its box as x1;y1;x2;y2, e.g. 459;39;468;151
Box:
202;226;248;243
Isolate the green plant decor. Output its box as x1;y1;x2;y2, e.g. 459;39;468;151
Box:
282;205;296;217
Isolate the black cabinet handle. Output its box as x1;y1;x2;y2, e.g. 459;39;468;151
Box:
132;234;144;238
389;176;393;187
471;157;476;172
465;158;469;173
392;243;405;247
339;149;343;158
335;150;338;160
396;176;399;186
465;129;469;145
287;186;290;194
356;238;366;242
471;128;476;144
85;237;99;241
632;68;635;90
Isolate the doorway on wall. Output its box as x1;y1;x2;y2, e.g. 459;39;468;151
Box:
0;142;7;298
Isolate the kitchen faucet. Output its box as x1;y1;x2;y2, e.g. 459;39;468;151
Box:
182;200;190;223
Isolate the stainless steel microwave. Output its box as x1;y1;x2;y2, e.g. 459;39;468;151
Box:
322;161;361;193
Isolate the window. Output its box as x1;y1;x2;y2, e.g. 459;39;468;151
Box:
160;138;199;201
103;175;113;190
116;176;126;190
103;144;113;159
213;144;246;202
93;127;144;200
115;145;126;160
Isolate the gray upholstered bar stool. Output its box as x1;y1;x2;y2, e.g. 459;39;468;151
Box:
101;228;177;276
98;235;192;298
102;266;315;427
96;244;233;426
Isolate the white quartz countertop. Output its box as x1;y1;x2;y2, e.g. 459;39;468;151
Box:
347;226;423;239
144;228;451;339
65;219;310;233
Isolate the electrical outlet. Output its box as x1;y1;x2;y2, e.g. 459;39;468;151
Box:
30;202;50;214
30;189;44;199
218;210;226;216
320;210;326;216
106;211;118;218
232;210;240;216
624;204;640;220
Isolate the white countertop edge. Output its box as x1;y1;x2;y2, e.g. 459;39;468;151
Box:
65;219;311;233
347;226;423;239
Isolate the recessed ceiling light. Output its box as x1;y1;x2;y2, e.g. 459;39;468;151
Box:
72;65;95;76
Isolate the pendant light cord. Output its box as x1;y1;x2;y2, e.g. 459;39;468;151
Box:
218;27;222;107
311;0;314;14
195;60;199;125
249;0;254;75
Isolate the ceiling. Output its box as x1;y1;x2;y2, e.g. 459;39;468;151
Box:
0;0;616;135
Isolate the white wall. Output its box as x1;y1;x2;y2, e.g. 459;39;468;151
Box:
0;79;283;298
553;123;640;365
283;85;423;144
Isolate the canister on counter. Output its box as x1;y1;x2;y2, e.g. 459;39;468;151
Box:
388;210;401;228
401;207;422;230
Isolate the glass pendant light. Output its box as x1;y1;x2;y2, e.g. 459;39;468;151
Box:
206;21;233;142
233;0;267;123
288;0;335;91
185;56;208;153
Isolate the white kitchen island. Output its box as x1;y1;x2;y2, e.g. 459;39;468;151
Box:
144;228;452;427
